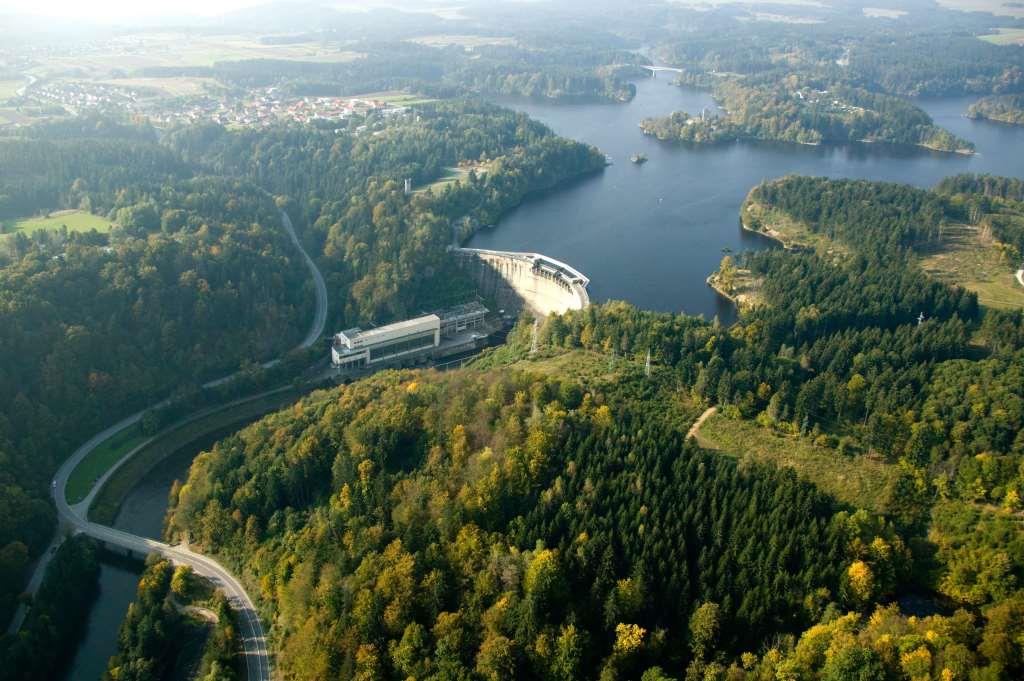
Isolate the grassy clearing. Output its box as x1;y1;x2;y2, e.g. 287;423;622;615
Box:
696;412;897;513
742;199;851;259
510;349;638;383
357;91;438;106
420;167;468;193
1;210;114;240
66;428;150;505
918;223;1024;310
980;28;1024;45
418;160;495;194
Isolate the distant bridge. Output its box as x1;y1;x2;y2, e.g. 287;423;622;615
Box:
640;65;684;75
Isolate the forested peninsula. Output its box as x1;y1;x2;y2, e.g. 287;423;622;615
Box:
640;81;974;153
968;94;1024;126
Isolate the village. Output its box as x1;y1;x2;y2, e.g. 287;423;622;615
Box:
18;79;415;128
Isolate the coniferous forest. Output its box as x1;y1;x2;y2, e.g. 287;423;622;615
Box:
2;1;1024;680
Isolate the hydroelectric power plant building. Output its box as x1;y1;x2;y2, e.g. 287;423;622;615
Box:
331;302;490;372
331;249;593;375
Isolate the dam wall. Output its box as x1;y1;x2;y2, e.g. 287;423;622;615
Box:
453;247;591;318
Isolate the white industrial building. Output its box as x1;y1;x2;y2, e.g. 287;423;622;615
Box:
331;302;489;371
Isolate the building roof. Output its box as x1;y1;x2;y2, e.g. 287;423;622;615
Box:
338;314;440;344
439;301;488;322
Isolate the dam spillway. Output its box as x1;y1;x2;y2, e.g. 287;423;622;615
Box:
453;247;591;318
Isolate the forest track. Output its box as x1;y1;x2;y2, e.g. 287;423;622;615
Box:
687;406;718;440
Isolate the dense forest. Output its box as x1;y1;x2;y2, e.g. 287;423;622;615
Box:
164;172;1024;680
167;360;860;679
653;5;1024;98
968;94;1024;126
0;536;99;681
640;81;974;153
166;100;605;323
103;559;239;681
138;41;641;104
0;126;313;632
0;100;606;660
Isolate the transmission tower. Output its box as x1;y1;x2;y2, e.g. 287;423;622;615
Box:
530;318;539;355
645;348;652;377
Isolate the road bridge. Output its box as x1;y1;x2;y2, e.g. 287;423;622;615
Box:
11;210;327;681
640;65;684;75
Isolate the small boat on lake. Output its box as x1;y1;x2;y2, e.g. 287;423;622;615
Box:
630;153;648;164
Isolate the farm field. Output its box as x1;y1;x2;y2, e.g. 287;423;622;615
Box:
1;210;114;240
357;90;438;106
93;76;227;98
27;33;364;79
979;27;1024;45
0;80;24;100
918;223;1024;310
696;411;897;513
938;0;1024;18
408;34;517;48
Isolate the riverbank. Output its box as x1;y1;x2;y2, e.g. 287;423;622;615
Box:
739;191;842;256
89;388;308;528
706;268;764;312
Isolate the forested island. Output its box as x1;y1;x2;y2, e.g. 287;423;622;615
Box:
968;94;1024;126
640;81;974;153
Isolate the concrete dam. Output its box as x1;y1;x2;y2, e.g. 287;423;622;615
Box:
453;247;591;317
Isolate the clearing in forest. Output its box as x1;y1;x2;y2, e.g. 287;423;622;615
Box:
695;411;897;513
918;223;1024;310
1;210;114;240
979;28;1024;45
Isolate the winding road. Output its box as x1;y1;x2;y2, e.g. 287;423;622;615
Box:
11;210;328;681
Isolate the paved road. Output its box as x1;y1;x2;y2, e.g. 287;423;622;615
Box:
10;210;328;680
280;210;328;349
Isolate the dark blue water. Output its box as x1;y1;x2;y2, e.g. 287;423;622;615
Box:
470;78;1024;321
60;562;139;681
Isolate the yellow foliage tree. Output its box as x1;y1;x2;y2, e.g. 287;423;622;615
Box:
613;623;646;656
846;560;875;606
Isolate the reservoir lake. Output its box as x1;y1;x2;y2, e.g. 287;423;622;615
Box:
65;76;1024;678
471;77;1024;322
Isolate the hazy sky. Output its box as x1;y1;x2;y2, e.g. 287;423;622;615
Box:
0;0;351;21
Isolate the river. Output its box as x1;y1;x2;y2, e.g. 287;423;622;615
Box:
470;77;1024;322
61;78;1024;679
60;438;221;680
